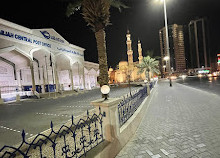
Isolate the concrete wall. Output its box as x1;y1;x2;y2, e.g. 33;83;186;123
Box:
90;86;155;158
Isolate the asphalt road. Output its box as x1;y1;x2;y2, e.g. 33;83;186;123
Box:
176;76;220;96
0;85;142;148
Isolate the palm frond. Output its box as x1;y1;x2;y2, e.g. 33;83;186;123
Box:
66;0;83;17
110;0;129;12
137;56;160;78
144;50;161;60
82;0;110;31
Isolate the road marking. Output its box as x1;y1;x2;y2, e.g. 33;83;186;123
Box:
61;105;93;108
0;125;33;136
160;149;169;155
36;112;71;118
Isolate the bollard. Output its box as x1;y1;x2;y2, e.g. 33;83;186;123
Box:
16;94;20;102
0;87;3;104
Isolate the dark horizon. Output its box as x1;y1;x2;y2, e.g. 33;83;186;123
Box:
0;0;220;68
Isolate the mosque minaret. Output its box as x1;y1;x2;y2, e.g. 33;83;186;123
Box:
108;30;146;83
126;30;133;68
138;40;143;64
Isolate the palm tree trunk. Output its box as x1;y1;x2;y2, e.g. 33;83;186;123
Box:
95;29;109;87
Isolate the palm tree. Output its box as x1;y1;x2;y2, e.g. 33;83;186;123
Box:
136;56;160;83
66;0;128;87
144;50;161;60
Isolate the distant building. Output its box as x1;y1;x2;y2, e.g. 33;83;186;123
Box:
159;24;186;76
188;18;210;69
108;30;146;83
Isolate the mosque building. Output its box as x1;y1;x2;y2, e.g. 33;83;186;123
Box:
108;30;146;83
0;18;99;102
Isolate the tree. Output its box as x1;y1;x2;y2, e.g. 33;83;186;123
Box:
144;50;161;60
66;0;128;87
136;56;160;83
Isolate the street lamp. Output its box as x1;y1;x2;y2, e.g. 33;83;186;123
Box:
101;85;110;100
163;65;166;76
157;0;171;75
156;0;172;86
163;56;169;77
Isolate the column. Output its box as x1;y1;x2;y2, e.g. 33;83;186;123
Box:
91;98;122;142
54;64;59;92
30;61;36;92
16;69;22;92
42;66;46;93
69;69;74;90
0;87;3;104
82;66;86;89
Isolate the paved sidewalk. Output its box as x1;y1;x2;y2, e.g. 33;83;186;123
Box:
116;80;220;158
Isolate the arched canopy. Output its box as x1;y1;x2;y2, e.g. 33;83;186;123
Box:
55;53;72;70
0;46;31;69
30;48;53;67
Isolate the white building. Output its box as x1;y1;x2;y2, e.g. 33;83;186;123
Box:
0;18;99;102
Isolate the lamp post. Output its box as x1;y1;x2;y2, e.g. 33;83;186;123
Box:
157;0;172;85
163;56;169;77
156;0;171;72
163;65;166;77
101;85;110;100
162;0;171;75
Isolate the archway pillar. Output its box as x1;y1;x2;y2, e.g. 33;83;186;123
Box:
30;61;36;92
0;87;3;104
82;66;85;89
69;69;74;91
54;65;59;92
41;66;46;93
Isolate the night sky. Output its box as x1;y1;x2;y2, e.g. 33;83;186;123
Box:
0;0;220;68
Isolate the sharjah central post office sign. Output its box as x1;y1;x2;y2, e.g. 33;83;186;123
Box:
0;25;84;57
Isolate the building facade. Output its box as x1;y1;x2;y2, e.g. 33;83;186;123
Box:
188;18;210;69
0;18;99;102
159;24;186;76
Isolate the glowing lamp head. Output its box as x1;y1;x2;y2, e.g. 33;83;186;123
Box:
101;85;110;100
164;56;169;61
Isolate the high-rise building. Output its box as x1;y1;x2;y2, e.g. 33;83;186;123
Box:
188;18;210;69
159;24;186;76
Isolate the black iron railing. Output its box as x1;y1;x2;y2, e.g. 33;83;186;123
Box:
0;107;105;158
118;86;148;127
150;81;156;90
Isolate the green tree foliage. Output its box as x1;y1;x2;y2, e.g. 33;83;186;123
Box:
144;50;161;60
136;56;160;83
66;0;128;87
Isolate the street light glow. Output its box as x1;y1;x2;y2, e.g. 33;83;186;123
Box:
164;56;169;61
155;0;164;3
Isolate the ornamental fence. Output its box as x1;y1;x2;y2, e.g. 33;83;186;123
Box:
0;108;105;158
118;86;147;127
118;81;155;127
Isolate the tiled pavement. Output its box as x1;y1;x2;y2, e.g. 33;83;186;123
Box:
116;80;220;158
